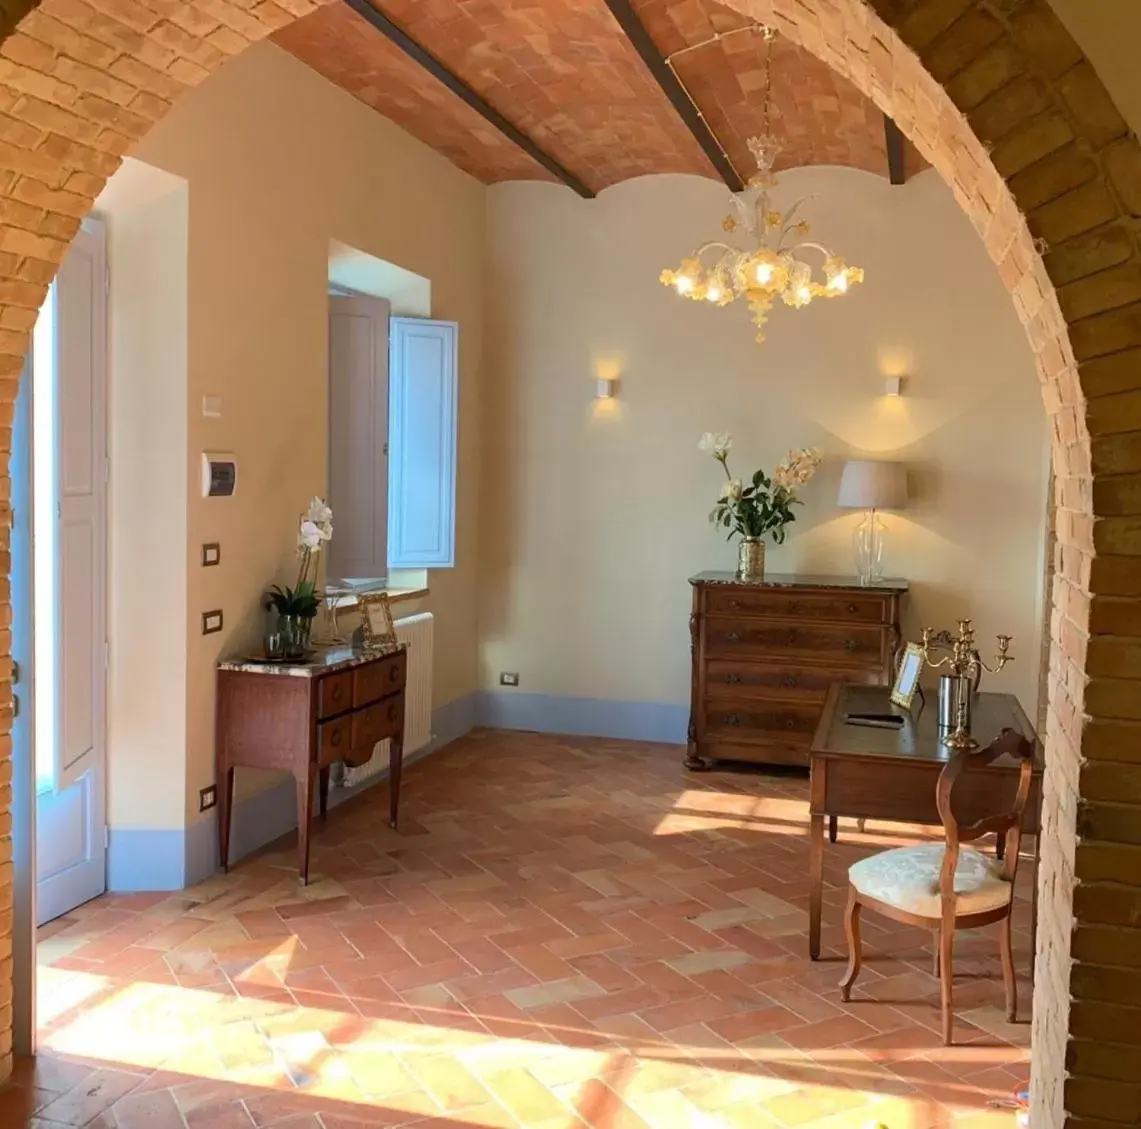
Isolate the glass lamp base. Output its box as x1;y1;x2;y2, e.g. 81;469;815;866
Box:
853;509;886;585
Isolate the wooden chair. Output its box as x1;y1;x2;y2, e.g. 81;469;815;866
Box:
838;728;1035;1044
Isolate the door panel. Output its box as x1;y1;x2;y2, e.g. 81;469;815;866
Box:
34;219;107;924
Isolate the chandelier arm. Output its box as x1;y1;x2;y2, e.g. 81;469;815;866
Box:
693;241;738;258
786;241;834;259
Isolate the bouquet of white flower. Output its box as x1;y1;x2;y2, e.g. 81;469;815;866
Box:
267;497;334;619
700;432;821;544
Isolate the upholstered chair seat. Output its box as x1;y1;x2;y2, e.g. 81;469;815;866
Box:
849;842;1012;918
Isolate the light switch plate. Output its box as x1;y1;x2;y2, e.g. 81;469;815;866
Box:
202;610;223;635
203;395;223;418
202;543;221;567
199;784;217;812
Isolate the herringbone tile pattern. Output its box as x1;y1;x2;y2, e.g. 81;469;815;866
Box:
7;730;1030;1128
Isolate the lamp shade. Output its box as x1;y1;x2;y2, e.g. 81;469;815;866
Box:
837;459;907;510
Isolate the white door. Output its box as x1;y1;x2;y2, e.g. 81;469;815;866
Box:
32;221;108;925
328;294;390;581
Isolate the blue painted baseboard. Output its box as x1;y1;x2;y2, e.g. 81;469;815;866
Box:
106;697;476;892
475;690;688;744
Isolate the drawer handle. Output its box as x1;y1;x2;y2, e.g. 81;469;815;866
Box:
784;717;797;730
729;599;742;610
724;672;742;685
726;631;742;644
785;629;798;646
331;683;343;702
331;728;343;747
847;603;858;614
389;665;400;682
783;674;798;688
788;601;801;615
725;713;742;727
843;638;859;652
388;704;398;723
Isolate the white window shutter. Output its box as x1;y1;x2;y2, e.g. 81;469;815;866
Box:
387;318;458;569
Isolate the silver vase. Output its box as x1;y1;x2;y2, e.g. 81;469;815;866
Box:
737;537;766;582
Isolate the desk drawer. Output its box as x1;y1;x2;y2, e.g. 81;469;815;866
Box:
706;588;892;623
706;660;880;703
317;715;352;767
704;617;888;667
351;694;404;754
353;651;407;708
318;672;352;719
818;757;1042;832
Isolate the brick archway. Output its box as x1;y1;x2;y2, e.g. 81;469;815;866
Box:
0;2;1134;1126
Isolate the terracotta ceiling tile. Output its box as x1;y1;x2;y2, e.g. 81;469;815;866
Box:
275;0;926;192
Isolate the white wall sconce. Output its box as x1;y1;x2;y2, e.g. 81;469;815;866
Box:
884;376;905;397
596;376;619;400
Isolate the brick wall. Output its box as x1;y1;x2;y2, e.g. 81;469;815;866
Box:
0;3;1133;1127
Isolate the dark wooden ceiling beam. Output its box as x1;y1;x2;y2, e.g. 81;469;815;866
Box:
601;0;745;193
342;0;595;199
884;114;907;185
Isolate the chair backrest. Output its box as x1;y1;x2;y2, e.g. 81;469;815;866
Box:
934;727;1035;910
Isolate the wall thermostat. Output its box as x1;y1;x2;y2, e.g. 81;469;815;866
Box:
202;452;237;497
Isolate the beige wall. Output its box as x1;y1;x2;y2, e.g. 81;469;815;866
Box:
99;164;190;833
482;169;1049;717
105;41;484;829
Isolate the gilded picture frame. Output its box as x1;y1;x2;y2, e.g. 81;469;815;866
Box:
890;642;925;710
358;591;397;650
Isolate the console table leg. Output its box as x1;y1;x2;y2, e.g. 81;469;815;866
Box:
218;767;235;874
829;815;838;844
318;767;330;822
389;737;404;829
809;813;824;960
297;767;316;885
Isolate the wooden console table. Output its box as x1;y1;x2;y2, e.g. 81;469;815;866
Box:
216;644;407;884
808;683;1042;961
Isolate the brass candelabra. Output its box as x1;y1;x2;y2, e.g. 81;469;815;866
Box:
920;618;1013;749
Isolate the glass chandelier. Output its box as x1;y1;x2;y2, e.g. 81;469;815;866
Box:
659;28;863;343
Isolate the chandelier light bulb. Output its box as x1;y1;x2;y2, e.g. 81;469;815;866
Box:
755;263;774;285
675;275;694;295
706;283;723;302
827;272;849;293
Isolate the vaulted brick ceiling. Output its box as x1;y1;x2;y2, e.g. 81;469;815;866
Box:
274;0;925;195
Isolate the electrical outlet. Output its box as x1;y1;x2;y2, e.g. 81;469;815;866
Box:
500;672;519;687
202;542;221;567
199;784;217;812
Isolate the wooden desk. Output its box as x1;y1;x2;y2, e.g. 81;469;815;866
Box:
807;684;1042;960
216;644;407;885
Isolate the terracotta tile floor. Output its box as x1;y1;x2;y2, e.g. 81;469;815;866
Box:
7;730;1031;1129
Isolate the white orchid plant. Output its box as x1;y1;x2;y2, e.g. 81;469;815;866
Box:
266;497;334;619
700;432;822;544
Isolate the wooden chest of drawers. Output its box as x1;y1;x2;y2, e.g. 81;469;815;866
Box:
687;571;906;770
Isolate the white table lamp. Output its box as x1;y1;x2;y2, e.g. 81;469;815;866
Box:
837;460;907;584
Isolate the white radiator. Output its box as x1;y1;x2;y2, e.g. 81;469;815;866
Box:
339;611;434;788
